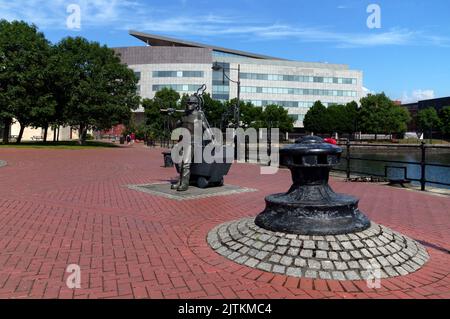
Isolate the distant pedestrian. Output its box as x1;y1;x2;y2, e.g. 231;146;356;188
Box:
130;133;136;144
126;134;131;145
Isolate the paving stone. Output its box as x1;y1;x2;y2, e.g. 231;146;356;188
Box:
256;262;272;272
350;250;363;259
341;241;354;250
280;256;293;266
286;267;302;277
244;258;259;267
317;241;329;250
334;262;348;271
300;249;314;258
255;251;269;260
384;267;399;277
369;247;381;256
319;272;332;280
321;261;334;270
376;256;390;267
330;242;342;251
348;261;360;269
303;240;315;249
235;255;249;264
275;246;288;254
345;271;361;280
248;249;259;257
352;240;364;249
360;249;373;258
315;250;328;259
290;239;302;247
332;271;346;281
228;252;241;260
269;254;282;263
395;266;409;276
258;234;271;242
348;233;359;240
304;270;318;278
308;260;321;270
287;248;300;256
328;252;339;261
340;252;351;261
251;241;264;249
364;239;376;248
386;255;400;266
262;244;275;252
294;258;307;267
273;265;286;274
336;234;349;241
277;238;290;246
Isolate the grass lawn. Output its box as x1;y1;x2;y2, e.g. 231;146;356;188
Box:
0;140;119;149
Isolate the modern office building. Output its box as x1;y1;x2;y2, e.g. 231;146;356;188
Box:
114;31;364;129
402;96;450;132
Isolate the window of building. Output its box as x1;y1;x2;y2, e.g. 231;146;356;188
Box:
152;71;204;78
152;84;202;92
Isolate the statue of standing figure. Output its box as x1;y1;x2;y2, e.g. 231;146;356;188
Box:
162;85;216;191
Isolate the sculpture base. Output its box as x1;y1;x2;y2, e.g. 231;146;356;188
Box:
255;185;371;235
207;218;429;281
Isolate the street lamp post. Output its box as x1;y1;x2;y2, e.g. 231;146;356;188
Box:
212;62;241;129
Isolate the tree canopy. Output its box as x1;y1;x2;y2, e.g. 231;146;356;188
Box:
303;93;410;136
0;20;140;144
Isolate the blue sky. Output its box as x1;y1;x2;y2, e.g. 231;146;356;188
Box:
1;0;449;102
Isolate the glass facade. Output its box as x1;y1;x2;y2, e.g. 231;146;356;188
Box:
152;84;202;92
212;62;230;101
152;71;204;78
241;72;357;85
241;86;357;97
289;114;305;122
243;100;332;108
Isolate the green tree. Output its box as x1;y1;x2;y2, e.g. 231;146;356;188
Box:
358;93;409;137
0;20;54;143
418;108;441;141
144;88;181;140
261;104;294;133
303;101;327;133
440;106;450;135
56;37;139;144
239;101;263;129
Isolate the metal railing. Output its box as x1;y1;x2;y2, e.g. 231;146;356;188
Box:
335;141;450;191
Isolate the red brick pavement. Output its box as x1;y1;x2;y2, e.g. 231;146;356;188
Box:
0;145;449;299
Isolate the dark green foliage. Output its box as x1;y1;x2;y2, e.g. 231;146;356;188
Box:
0;20;140;145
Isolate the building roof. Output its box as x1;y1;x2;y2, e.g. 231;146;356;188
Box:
129;30;286;61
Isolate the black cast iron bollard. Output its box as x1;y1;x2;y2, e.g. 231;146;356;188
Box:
255;136;371;236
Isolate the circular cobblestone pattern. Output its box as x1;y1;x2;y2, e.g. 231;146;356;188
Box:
207;218;429;281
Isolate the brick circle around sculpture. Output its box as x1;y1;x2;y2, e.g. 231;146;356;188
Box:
0;160;6;168
207;218;429;281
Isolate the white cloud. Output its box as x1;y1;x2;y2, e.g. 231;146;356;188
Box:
401;89;435;104
1;0;449;48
